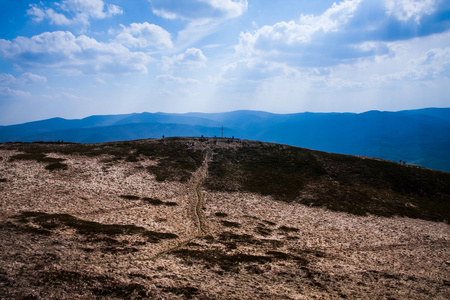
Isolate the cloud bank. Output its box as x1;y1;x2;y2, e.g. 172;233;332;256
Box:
0;31;150;75
27;0;123;26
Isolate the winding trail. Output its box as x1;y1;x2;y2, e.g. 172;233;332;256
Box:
190;151;211;236
150;150;211;259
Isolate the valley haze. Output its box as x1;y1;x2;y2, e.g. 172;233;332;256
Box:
1;107;450;172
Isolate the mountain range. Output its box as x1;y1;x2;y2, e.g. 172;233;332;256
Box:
1;108;450;172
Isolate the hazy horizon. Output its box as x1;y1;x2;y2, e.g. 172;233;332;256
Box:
3;106;450;127
1;0;450;125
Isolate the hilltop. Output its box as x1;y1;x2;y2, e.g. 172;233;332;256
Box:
1;108;450;172
0;138;449;299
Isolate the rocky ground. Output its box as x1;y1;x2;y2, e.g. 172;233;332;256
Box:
0;139;449;299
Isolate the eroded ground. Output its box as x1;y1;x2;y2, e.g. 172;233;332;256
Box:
0;139;449;299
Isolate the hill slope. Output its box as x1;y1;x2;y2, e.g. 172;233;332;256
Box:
1;108;449;172
0;138;449;299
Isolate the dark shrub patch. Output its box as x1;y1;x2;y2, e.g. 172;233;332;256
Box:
143;231;179;243
0;178;7;183
100;247;139;254
164;201;178;207
219;231;255;243
214;212;228;217
162;286;200;299
9;152;68;171
9;152;47;162
14;212;178;243
245;265;264;275
38;269;149;298
10;153;65;164
263;220;276;226
278;226;299;233
206;145;326;201
125;155;139;162
120;195;141;200
220;220;241;228
141;141;204;182
266;251;308;265
170;248;272;273
45;162;68;171
142;198;164;205
255;226;272;236
205;141;450;222
171;247;306;274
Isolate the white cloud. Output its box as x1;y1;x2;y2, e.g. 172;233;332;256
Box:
151;0;247;48
204;0;248;19
221;59;298;82
375;47;450;82
161;48;207;72
27;0;123;26
385;0;436;23
0;87;31;97
0;31;151;75
152;8;180;20
45;8;72;25
236;0;362;57
298;0;363;36
156;74;200;85
150;0;247;21
21;72;48;84
419;47;450;74
116;22;173;49
94;78;106;84
0;72;47;85
234;0;449;72
0;73;16;85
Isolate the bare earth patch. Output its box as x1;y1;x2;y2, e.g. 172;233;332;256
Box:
0;139;449;299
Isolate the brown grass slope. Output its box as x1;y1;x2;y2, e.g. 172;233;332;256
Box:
205;141;450;222
0;138;449;299
3;138;450;222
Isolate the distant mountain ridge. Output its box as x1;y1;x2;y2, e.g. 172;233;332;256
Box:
1;108;450;172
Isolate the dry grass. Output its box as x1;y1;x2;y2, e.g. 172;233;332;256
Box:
0;138;449;299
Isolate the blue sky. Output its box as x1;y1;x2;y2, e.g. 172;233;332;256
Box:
0;0;449;125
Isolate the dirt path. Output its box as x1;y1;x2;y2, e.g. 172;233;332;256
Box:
151;151;211;259
190;151;211;236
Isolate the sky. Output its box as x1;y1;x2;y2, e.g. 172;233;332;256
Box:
0;0;449;125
